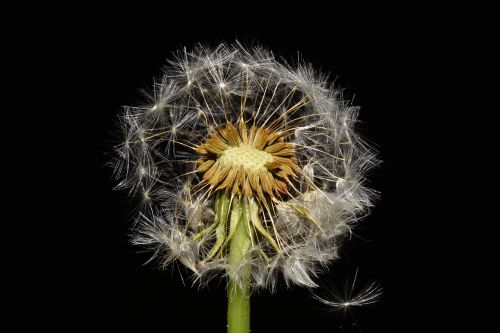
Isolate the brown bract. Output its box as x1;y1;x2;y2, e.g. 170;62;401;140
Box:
195;118;301;204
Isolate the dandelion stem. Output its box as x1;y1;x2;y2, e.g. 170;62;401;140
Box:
227;194;251;333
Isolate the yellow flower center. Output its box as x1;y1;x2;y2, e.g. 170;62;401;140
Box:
218;144;273;174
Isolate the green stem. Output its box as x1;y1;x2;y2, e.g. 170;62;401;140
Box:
226;194;252;333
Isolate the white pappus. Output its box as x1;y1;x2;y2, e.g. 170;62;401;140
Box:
312;269;383;310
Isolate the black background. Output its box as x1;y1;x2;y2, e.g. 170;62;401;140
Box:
33;7;480;332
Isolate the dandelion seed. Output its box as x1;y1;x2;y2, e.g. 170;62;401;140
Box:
312;269;383;311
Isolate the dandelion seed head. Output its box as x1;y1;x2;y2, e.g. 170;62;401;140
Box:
111;42;377;290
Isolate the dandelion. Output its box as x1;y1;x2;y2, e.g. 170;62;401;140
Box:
111;42;376;332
